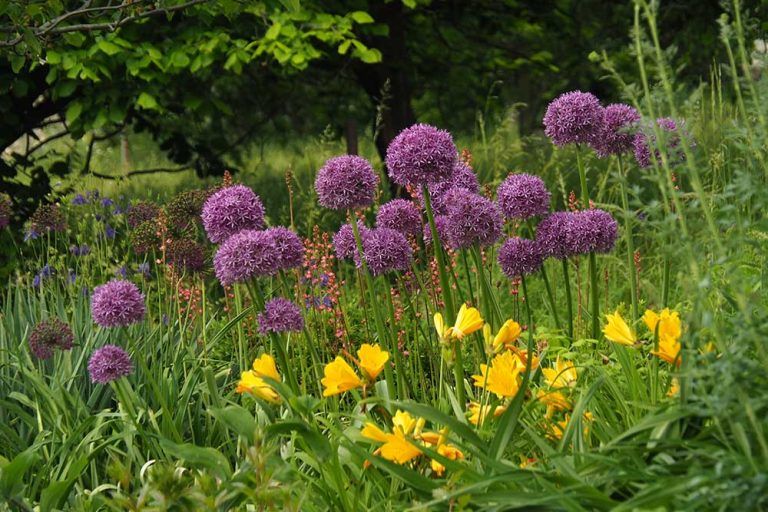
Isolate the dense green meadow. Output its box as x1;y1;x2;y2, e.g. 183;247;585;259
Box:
2;5;768;512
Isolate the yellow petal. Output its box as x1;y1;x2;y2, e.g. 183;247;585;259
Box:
493;319;522;348
251;353;280;381
235;371;280;403
452;304;484;339
542;356;578;389
392;410;417;436
357;343;390;380
473;351;521;398
537;389;571;411
642;309;660;334
603;310;637;346
361;422;390;443
321;357;363;397
433;313;445;340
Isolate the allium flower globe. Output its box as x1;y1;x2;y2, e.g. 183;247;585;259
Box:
444;188;503;249
386;124;457;186
265;226;304;270
498;238;544;278
497;173;551;220
591;103;641;158
376;199;422;237
633;117;692;168
535;211;576;259
315;155;379;210
166;238;206;273
167;188;209;231
213;229;279;285
28;318;74;360
30;203;67;233
127;201;161;229
543;91;604;147
91;280;146;327
422;215;452;246
419;161;480;214
202;185;265;243
362;228;413;276
333;221;370;264
565;209;619;255
88;345;134;384
258;298;305;335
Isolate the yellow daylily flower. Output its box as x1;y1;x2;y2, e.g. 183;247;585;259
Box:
472;351;522;398
357;343;390;380
434;312;448;341
236;354;281;403
429;442;464;477
493;319;523;349
361;418;423;465
391;410;418;436
536;389;572;418
546;412;593;441
667;377;680;397
447;303;484;340
251;353;280;381
541;356;578;389
643;308;682;365
603;310;637;346
467;401;507;426
321;356;363;397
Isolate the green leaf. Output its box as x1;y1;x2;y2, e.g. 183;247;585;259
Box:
136;92;159;110
97;40;122;56
266;420;331;462
65;101;82;124
265;22;282;40
171;51;190;68
56;80;77;98
209;406;257;439
0;448;39;496
46;50;61;65
338;40;352;55
159;440;232;478
354;47;382;64
10;55;25;73
349;11;374;24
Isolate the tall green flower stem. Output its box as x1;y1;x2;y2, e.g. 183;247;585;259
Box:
525;219;561;332
470;245;502;327
562;259;574;339
617;155;639;321
576;146;600;339
349;218;398;400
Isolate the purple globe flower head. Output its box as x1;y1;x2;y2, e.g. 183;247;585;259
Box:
315;155;379;211
422;214;452;247
543;91;605;147
127;201;161;229
202;185;265;243
418;160;480;214
535;211;577;260
333;221;370;265
498;237;544;278
213;229;279;285
258;297;304;335
167;188;210;232
0;193;12;229
591;103;641;158
88;345;134;384
564;209;619;255
91;279;146;328
166;238;206;273
386;124;457;187
376;199;422;237
362;227;413;276
443;188;503;249
265;226;304;270
30;203;67;233
28;318;74;360
633;117;693;168
497;173;551;220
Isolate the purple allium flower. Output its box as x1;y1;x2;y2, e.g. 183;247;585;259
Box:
564;209;619;255
386;124;457;187
591;104;641;158
127;201;161;229
417;160;480;214
496;173;551;220
633;117;693;168
88;345;133;384
362;227;413;276
333;221;370;264
202;185;265;243
129;221;160;255
543;91;605;147
376;199;422;237
91;280;146;327
443;188;503;249
535;211;576;260
167;188;210;231
213;229;279;285
498;237;544;278
265;227;304;270
315;155;379;211
105;224;116;239
101;198;114;208
422;214;452;246
258;297;304;335
30;203;67;233
28;318;74;360
166;238;206;273
71;194;87;205
0;193;11;229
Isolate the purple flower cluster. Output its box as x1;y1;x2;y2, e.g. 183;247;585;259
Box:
564;209;619;255
28;318;74;360
258;297;304;334
213;229;278;285
91;280;146;327
30;203;67;233
166;238;206;273
535;212;574;260
498;238;544;277
543;91;604;147
362;227;413;276
333;221;369;264
70;244;91;257
202;185;265;243
386;124;457;187
376;199;422;237
265;227;304;270
0;193;11;230
88;345;133;384
496;173;551;220
419;161;480;214
422;215;452;246
633;117;691;168
127;201;161;229
129;221;159;255
167;188;210;231
592;104;641;158
443;188;502;249
315;155;379;210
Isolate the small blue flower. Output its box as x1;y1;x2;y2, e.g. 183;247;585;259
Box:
116;265;130;278
113;205;125;215
33;274;41;288
81;286;90;298
138;262;151;279
68;270;77;285
95;214;103;222
322;295;333;308
162;314;169;326
87;190;100;201
105;225;116;239
72;194;87;205
319;273;329;288
101;198;114;208
24;229;39;242
40;265;53;278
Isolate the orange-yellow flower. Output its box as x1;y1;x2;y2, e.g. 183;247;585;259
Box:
357;343;389;380
643;308;682;365
541;356;577;389
235;354;281;403
537;389;571;418
467;401;507;426
321;356;363;397
546;412;593;441
603;310;637;346
361;422;422;464
472;351;522;398
446;303;484;340
418;429;464;477
493;319;522;349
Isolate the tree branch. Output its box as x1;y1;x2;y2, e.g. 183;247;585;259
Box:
90;165;193;180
